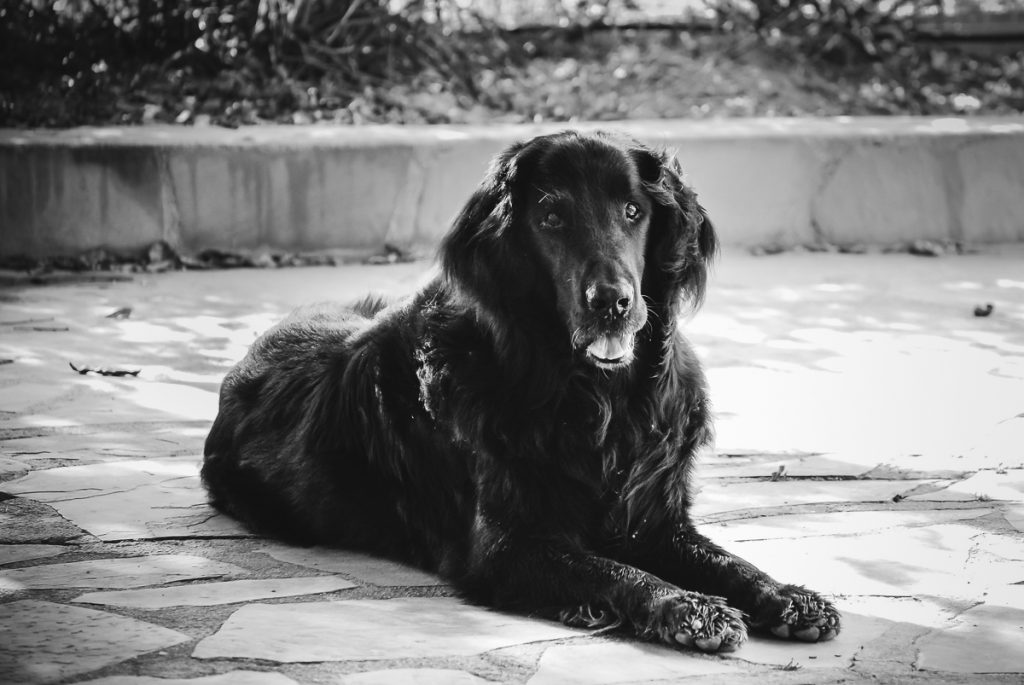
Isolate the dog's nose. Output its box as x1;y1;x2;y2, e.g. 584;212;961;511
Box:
585;281;633;317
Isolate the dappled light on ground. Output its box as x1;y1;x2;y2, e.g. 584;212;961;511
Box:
691;250;1024;465
2;251;1021;476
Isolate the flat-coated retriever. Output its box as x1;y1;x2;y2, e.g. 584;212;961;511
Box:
202;130;840;653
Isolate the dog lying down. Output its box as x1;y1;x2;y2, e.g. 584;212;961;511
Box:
202;130;840;653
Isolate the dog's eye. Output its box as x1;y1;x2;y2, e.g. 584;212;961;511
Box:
624;202;642;222
541;211;564;229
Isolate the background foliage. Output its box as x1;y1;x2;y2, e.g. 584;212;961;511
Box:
1;0;1022;126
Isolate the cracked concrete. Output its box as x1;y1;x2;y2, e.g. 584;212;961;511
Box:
1;248;1022;684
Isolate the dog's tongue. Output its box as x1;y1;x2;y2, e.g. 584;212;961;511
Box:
587;335;631;361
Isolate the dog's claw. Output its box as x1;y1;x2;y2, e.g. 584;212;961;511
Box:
694;636;722;652
674;632;693;646
794;626;820;642
771;624;791;638
559;604;621;631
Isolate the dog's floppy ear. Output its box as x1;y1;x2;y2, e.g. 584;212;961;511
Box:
440;139;543;317
635;146;718;315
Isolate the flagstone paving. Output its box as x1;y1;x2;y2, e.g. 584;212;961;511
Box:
193;598;586;662
0;543;67;566
0;554;245;591
73;575;358;609
1;248;1023;684
0;600;189;683
259;544;445;587
526;642;738;684
338;670;492;685
3;458;249;540
81;673;300;685
914;586;1024;675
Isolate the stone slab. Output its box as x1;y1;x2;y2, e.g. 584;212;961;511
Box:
0;383;72;413
903;480;986;503
691;479;930;519
939;469;1024;502
727;606;891;670
0;554;244;590
1006;505;1024;532
0;425;209;462
74;575;357;608
967;416;1024;467
0;543;68;566
722;523;1021;599
260;544;444;587
74;673;299;685
337;669;492;685
0;456;30;481
3;381;218;430
968;532;1024;585
527;642;739;684
699;452;872;479
0;599;189;684
2;458;249;540
916;585;1024;674
703;447;1015;481
0;497;87;543
845;595;963;669
701;508;994;544
193;597;583;662
840;594;958;629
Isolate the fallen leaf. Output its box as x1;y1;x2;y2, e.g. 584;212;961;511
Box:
69;362;141;377
106;307;132;319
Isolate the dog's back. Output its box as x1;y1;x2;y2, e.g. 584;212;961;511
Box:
203;301;397;545
202;290;472;569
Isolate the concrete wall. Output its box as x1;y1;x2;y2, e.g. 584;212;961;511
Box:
2;117;1023;259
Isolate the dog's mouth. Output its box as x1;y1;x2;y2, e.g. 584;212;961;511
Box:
585;333;635;369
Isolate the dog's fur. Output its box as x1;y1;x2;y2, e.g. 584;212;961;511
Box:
202;131;840;652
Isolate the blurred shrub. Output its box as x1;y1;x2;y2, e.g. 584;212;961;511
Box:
2;0;1020;125
705;0;931;64
0;0;512;125
703;0;1024;115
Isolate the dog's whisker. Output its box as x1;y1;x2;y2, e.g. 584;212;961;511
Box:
570;326;587;352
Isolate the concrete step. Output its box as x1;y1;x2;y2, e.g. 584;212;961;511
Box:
2;117;1023;259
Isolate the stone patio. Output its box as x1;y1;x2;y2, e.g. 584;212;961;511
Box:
1;248;1022;684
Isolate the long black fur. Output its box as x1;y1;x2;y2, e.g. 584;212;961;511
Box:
202;131;840;652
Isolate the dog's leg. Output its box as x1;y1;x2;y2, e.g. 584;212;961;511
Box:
640;526;841;642
464;542;748;653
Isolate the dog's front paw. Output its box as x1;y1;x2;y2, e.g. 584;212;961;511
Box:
756;585;841;642
643;591;747;654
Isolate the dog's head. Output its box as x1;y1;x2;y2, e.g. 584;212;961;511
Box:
441;131;717;370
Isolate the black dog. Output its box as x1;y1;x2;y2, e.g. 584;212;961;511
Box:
202;130;840;653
